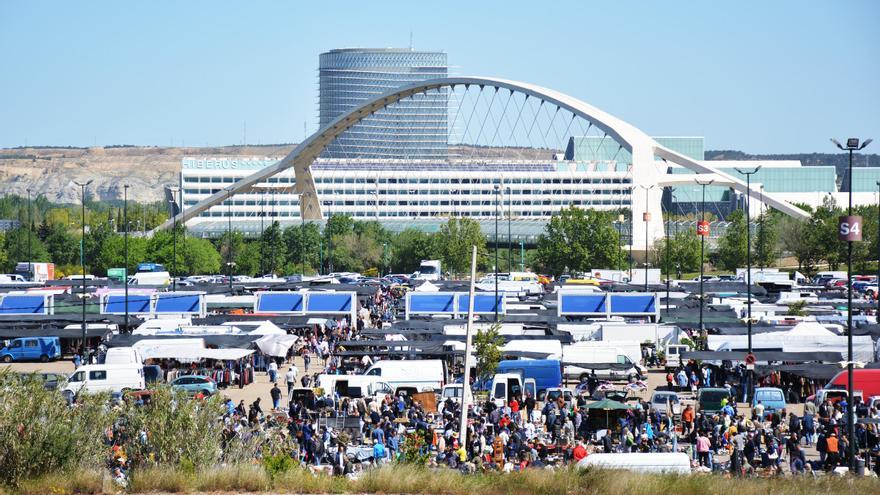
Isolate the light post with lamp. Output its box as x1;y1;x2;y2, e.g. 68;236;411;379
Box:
694;179;714;334
831;137;872;471
73;180;93;359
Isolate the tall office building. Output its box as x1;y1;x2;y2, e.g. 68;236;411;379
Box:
318;48;448;159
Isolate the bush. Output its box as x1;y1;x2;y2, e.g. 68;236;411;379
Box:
0;373;114;488
263;453;295;480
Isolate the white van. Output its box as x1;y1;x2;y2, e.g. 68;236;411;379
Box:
104;347;144;365
489;372;536;408
363;359;446;392
61;364;145;399
128;271;171;286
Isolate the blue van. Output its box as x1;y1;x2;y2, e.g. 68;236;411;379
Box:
751;387;786;418
495;359;562;395
0;337;61;363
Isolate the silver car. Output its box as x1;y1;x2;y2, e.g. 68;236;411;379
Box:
650;391;681;416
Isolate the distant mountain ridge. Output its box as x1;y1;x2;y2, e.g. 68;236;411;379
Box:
706;150;879;179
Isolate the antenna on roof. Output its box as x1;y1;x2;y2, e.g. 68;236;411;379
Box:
409;30;413;50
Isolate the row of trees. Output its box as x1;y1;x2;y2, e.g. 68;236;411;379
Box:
0;196;877;278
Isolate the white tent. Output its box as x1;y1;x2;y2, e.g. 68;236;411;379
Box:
255;334;299;357
221;320;285;335
414;281;439;292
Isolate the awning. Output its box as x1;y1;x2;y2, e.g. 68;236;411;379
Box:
681;351;844;362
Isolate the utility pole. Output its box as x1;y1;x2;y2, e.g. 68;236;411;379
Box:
494;184;500;322
640;185;654;291
507;186;512;272
123;184;129;333
694;179;715;335
736;166;761;403
831;137;872;472
226;190;233;292
73;180;93;360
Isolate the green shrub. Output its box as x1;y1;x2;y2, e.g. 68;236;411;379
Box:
0;373;115;488
263;453;295;480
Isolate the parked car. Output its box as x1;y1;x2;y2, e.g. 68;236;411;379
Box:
170;375;217;396
650;390;681;416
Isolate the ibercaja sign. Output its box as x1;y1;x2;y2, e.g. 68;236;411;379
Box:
838;215;863;242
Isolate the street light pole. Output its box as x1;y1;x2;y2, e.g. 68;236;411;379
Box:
226;190;233;292
507;186;512;273
876;180;880;318
260;190;265;275
494;184;500;322
123;184;129;333
832;137;872;472
735;166;761;359
73;180;92;360
694;179;715;335
666;198;671;313
26;188;32;275
639;185;654;291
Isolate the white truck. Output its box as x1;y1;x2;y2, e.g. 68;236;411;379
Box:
128;271;171;286
412;260;441;281
363;359;446;392
61;364;145;400
552;341;646;381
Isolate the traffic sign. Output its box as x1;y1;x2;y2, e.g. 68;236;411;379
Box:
838;215;863;241
696;220;710;237
745;353;756;366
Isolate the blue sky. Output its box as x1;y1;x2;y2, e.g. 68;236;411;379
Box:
1;0;877;153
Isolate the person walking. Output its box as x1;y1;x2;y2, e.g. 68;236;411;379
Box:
267;359;278;383
285;364;299;397
270;383;282;410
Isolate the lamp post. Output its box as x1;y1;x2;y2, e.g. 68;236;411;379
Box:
226;190;233;292
300;193;306;277
260;190;265;275
876;180;880;318
26;188;32;276
507;186;512;273
123;184;129;333
73;180;92;359
666;195;672;313
758;185;765;270
494;184;500;322
735;166;761;359
694;179;714;335
616;213;624;272
168;186;179;292
639;185;655;291
832;137;872;471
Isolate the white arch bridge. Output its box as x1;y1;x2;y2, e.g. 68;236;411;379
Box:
154;76;809;249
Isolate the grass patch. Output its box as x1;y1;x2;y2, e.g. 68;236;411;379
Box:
6;464;880;494
16;470;105;495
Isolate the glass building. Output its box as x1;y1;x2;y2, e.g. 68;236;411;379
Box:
318;48;448;160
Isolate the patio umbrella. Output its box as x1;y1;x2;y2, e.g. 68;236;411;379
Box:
584;398;634;429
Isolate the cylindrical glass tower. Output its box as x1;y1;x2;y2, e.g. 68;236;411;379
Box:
318;48;448;159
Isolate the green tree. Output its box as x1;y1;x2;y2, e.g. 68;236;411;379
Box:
215;231;247;275
235;241;263;276
434;217;488;276
716;210;749;271
390;228;437;274
182;236;222;274
473;323;504;380
811;196;845;270
753;211;779;268
1;228;50;271
41;222;79;266
654;230;703;275
283;222;322;274
779;215;820;276
96;235;149;275
534;206;624;276
0;232;7;270
260;221;286;275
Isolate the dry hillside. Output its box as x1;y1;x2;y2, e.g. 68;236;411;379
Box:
0;145;296;203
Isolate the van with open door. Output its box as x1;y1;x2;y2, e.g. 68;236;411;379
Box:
489;372;535;408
